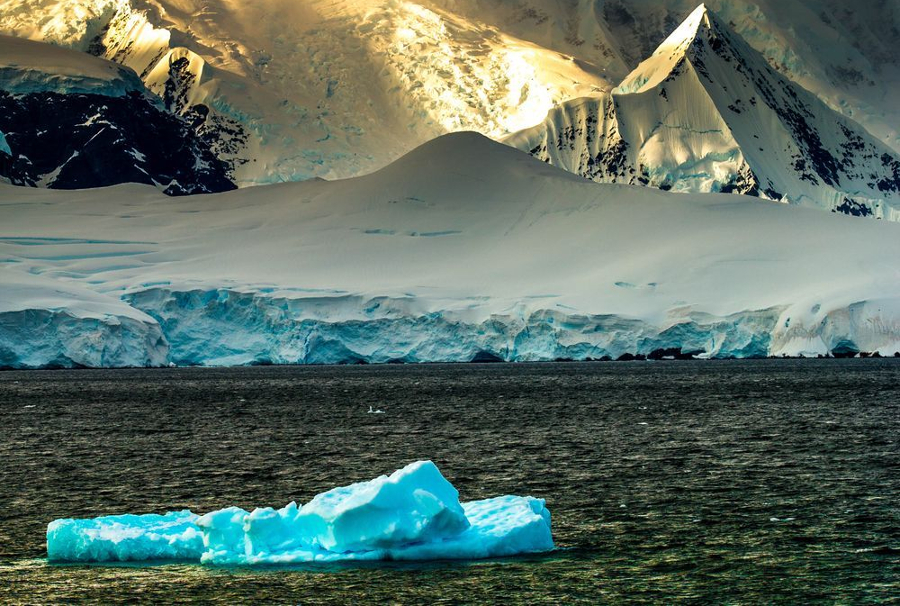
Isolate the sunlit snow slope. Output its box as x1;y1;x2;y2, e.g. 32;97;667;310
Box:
1;0;896;185
507;5;900;219
2;133;899;368
0;0;609;185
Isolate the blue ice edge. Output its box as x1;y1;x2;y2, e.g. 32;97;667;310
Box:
46;461;554;565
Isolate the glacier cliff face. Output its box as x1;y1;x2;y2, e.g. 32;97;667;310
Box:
0;270;167;369
0;34;144;96
0;308;167;369
6;286;895;369
124;288;784;365
119;289;900;366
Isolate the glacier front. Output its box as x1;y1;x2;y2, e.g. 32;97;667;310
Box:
46;461;554;564
3;133;900;367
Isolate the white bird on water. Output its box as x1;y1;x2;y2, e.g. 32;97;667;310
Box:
368;405;385;414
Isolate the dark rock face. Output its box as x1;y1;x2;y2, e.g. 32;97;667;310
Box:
0;90;235;195
526;96;636;186
153;55;250;177
833;198;874;218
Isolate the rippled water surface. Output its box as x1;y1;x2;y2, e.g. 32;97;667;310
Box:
1;361;898;603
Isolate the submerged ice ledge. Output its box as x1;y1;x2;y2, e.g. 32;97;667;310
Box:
46;461;554;565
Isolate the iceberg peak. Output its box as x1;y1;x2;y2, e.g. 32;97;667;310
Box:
289;460;471;552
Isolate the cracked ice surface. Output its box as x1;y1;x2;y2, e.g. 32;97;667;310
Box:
46;461;554;564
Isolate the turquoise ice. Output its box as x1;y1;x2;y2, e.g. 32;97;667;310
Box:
46;511;203;562
46;461;553;564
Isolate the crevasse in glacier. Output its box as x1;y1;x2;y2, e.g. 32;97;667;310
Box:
46;461;554;564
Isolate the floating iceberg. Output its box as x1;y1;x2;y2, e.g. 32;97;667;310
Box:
46;461;553;564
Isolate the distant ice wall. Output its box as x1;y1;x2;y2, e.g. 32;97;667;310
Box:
0;308;167;369
0;269;168;369
121;288;899;365
4;286;899;369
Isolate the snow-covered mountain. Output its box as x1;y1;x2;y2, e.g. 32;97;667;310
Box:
0;35;235;194
507;5;900;219
2;133;899;368
1;0;896;185
560;0;900;152
0;0;608;185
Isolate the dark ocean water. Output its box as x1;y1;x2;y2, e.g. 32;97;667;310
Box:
0;361;897;604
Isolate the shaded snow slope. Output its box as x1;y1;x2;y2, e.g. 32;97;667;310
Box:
0;33;142;95
593;0;900;154
0;35;235;194
1;0;896;186
1;133;899;367
507;5;900;220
